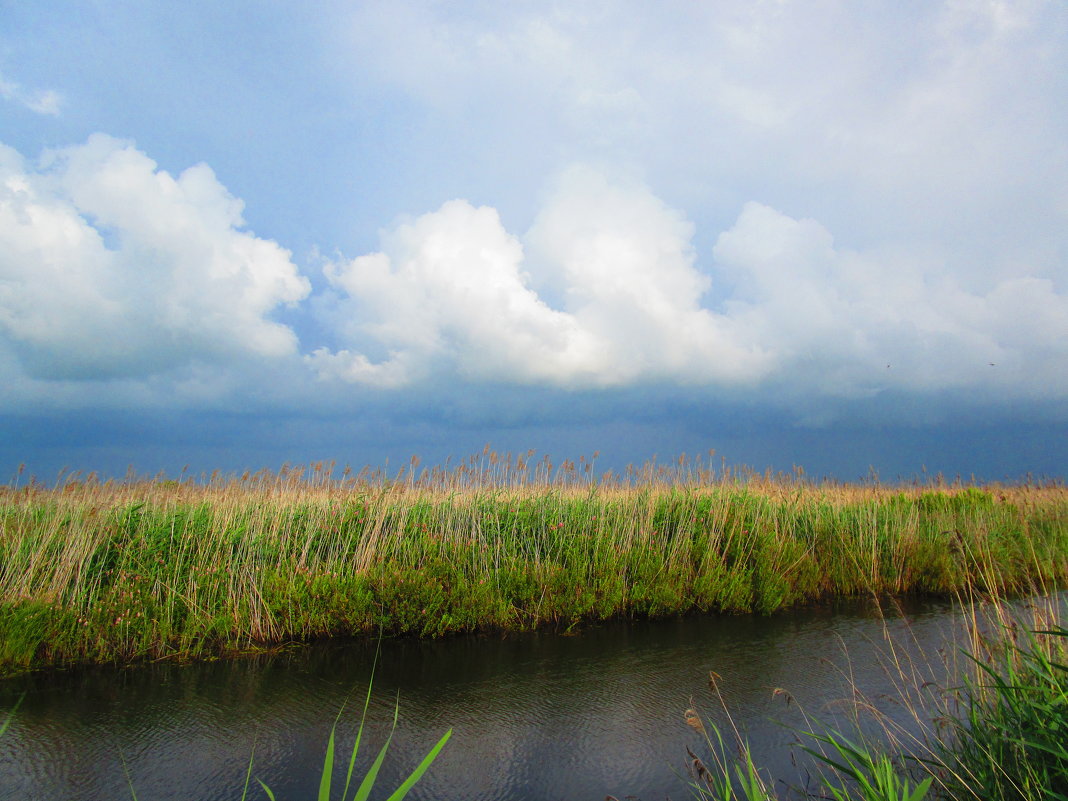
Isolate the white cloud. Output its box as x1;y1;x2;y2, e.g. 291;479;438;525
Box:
0;71;62;115
308;197;606;388
713;202;1068;399
310;167;1068;402
325;0;1067;407
0;135;309;381
4;127;1061;411
523;167;769;384
308;169;772;389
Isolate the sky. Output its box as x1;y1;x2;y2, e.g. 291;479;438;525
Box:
1;0;1066;483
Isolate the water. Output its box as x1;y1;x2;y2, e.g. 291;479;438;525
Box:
0;594;1053;801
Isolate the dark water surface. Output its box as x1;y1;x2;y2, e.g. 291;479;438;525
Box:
1;594;1058;801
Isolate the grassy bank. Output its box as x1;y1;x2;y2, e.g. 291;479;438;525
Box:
1;458;1066;674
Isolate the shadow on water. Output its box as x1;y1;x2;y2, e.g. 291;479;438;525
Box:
0;593;1048;801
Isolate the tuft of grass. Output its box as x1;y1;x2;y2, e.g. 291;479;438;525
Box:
255;690;452;801
939;624;1068;801
802;730;933;801
678;701;776;800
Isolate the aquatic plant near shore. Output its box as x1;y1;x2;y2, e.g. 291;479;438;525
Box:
801;730;933;801
254;685;452;801
678;714;934;801
941;624;1068;800
678;596;1068;801
1;457;1065;674
102;676;450;801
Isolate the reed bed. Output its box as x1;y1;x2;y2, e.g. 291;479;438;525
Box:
1;453;1066;675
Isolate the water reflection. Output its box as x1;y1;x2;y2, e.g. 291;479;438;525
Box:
0;594;1049;801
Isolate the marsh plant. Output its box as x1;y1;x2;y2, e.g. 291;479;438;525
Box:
251;684;452;801
1;453;1065;674
678;594;1068;801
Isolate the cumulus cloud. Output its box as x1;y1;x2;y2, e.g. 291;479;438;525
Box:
0;135;309;380
313;0;1067;419
0;71;62;115
523;168;769;384
4;127;1062;411
308;198;602;388
309;167;1068;403
713;202;1068;399
307;168;771;389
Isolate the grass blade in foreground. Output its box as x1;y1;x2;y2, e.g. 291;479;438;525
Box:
802;730;932;801
257;683;451;801
383;727;452;801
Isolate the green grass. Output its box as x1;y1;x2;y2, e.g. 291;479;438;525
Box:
680;598;1068;801
940;624;1068;800
1;457;1065;674
254;681;452;801
2;469;1065;800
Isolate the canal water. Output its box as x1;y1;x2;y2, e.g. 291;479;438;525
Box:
0;594;1056;801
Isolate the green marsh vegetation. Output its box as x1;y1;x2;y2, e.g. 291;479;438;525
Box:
678;591;1068;800
1;452;1065;675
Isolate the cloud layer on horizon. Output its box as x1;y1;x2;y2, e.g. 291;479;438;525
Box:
1;136;1065;420
309;167;1068;401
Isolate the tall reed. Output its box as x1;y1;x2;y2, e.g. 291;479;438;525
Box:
1;455;1065;674
680;591;1067;800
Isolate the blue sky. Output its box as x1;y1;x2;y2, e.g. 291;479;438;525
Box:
2;0;1066;482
